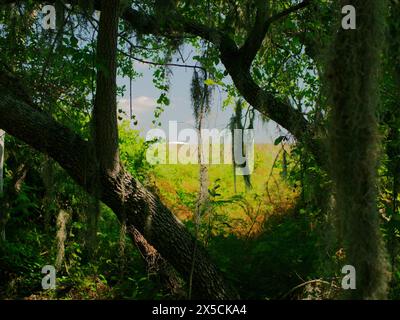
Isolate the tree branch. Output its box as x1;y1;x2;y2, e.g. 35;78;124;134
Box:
220;50;309;141
240;0;311;68
119;49;206;71
1;0;321;160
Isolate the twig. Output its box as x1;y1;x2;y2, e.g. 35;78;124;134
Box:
118;49;205;71
281;279;339;299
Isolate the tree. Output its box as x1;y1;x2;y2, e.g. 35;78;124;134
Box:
326;0;390;298
0;0;391;299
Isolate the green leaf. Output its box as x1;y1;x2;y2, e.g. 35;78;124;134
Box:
204;78;216;86
274;136;285;145
70;36;78;47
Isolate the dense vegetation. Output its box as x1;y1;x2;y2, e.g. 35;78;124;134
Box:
0;0;400;300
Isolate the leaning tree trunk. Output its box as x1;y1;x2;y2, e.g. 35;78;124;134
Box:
128;226;185;297
0;69;237;302
0;0;237;299
326;0;390;299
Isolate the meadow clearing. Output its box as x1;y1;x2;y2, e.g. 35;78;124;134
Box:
152;144;297;237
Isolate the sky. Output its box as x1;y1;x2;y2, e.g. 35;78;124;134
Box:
116;46;284;145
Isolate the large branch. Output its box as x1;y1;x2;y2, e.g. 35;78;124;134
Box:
118;1;321;158
0;67;237;299
218;43;323;163
113;1;323;161
1;1;318;155
122;6;317;155
220;48;312;143
0;0;225;44
240;0;311;68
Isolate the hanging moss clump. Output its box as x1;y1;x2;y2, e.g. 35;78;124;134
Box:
55;210;70;270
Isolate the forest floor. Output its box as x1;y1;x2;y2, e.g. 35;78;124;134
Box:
1;143;330;300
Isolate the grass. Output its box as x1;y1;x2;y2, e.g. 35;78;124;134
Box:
151;144;298;236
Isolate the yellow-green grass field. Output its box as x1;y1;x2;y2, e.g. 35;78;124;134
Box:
151;144;298;237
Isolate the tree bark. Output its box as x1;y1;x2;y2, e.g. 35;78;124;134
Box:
326;0;389;299
0;129;5;241
128;226;185;297
92;0;120;176
0;130;4;195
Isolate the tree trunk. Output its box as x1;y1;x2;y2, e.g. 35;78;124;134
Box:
326;0;389;299
0;129;5;242
92;0;120;176
128;226;185;297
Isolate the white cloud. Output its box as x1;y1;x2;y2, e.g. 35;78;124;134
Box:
134;96;157;108
118;96;157;115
